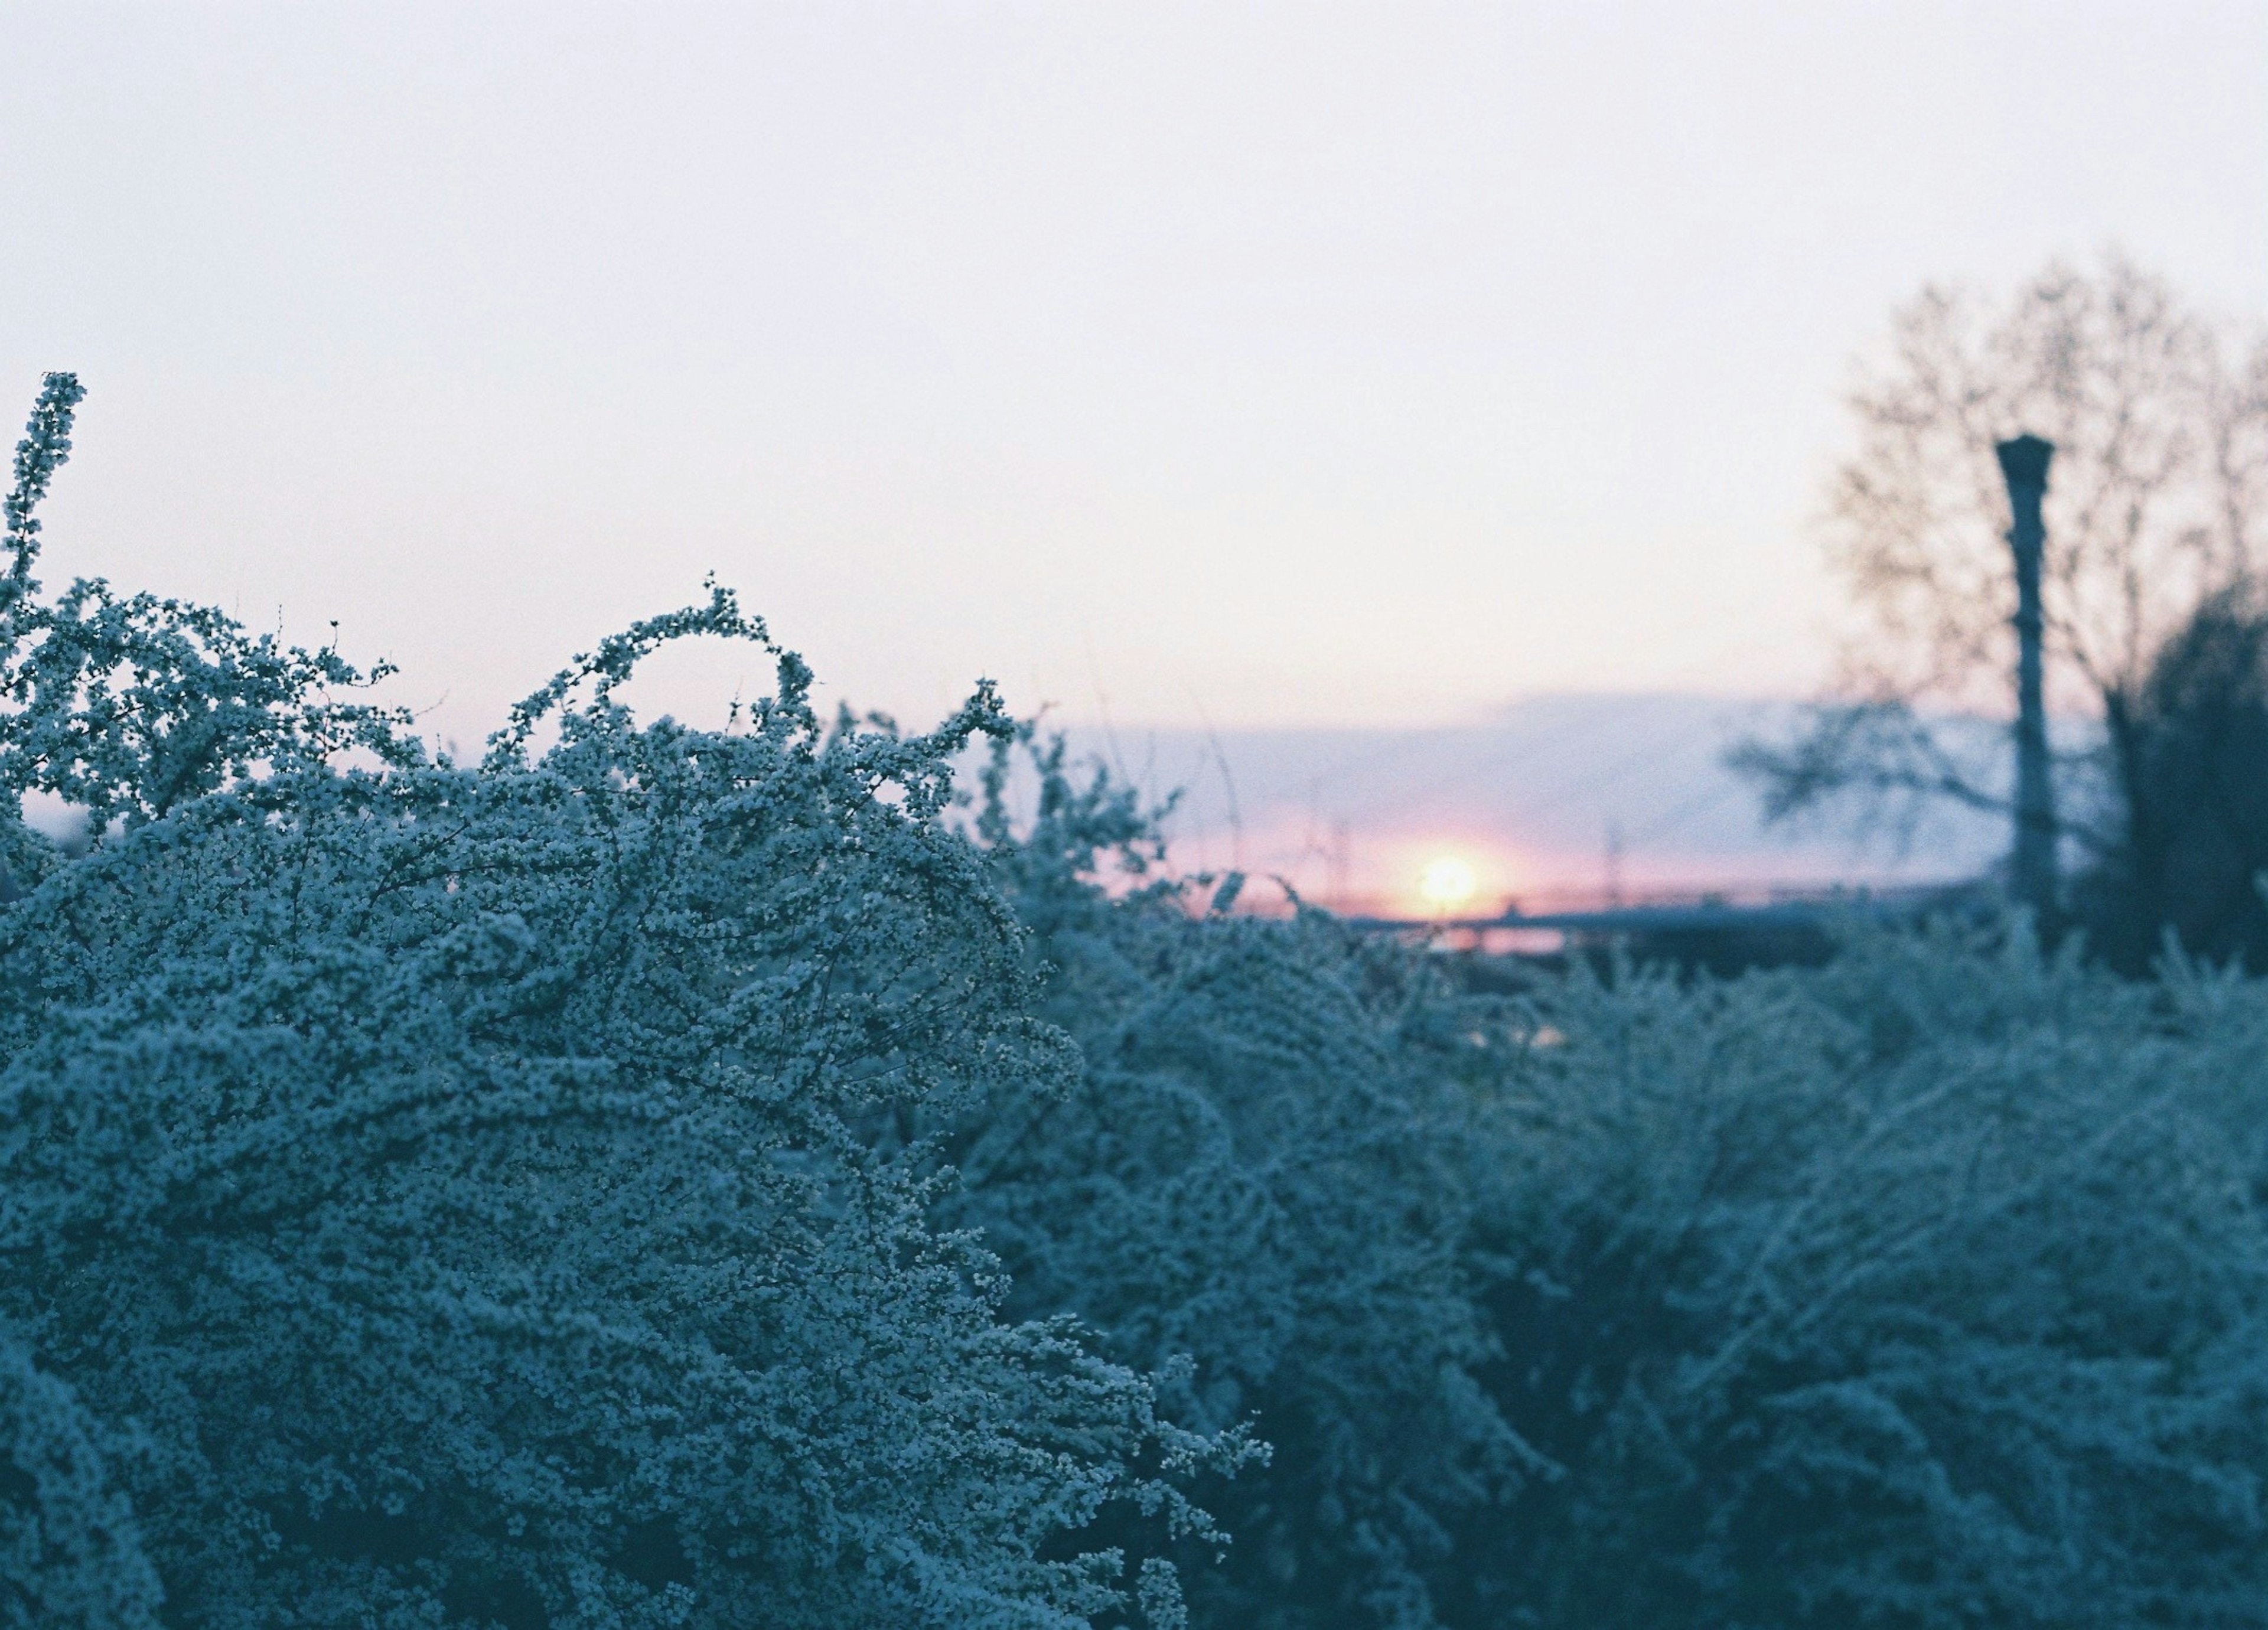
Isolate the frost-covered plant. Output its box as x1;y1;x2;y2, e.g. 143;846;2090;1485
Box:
0;1331;162;1628
0;377;1236;1627
12;369;2268;1630
961;733;2268;1630
1465;924;2268;1629
0;374;416;845
952;735;1544;1630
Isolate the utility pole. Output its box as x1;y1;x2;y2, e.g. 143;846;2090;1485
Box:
1996;433;2057;921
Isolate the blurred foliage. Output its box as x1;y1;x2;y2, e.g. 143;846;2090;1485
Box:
970;739;2268;1630
2080;584;2268;972
1735;256;2268;954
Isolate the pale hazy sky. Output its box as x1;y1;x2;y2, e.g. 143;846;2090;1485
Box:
4;2;2263;748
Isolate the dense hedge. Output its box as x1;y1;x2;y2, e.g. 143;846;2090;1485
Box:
7;376;2268;1627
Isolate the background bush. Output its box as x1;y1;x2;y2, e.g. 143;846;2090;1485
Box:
2081;582;2268;973
963;737;2268;1629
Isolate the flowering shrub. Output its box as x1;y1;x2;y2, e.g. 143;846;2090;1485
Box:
952;739;1540;1630
0;377;1234;1628
8;373;2268;1629
1462;927;2268;1628
964;737;2268;1630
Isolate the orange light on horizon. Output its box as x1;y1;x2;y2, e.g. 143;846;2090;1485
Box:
1416;855;1479;915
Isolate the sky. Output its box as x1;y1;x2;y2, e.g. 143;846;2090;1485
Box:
1040;700;2013;915
3;2;2264;778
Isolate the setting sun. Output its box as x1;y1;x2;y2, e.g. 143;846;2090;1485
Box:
1416;855;1478;915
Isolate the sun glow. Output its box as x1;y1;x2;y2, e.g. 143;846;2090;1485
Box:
1416;855;1478;915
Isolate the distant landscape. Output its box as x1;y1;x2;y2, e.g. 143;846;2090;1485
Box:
1049;692;2006;917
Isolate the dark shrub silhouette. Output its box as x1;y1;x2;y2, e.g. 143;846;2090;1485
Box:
2083;585;2268;972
